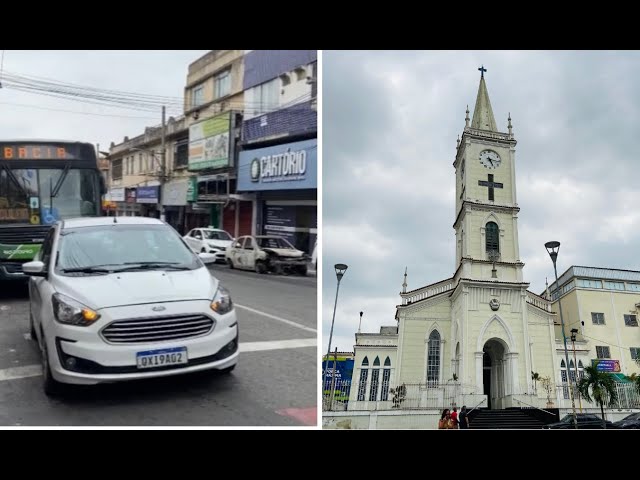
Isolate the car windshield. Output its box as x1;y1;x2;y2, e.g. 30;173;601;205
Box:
256;237;295;249
56;224;200;273
203;230;232;241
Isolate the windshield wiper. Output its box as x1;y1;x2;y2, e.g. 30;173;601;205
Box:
60;266;111;274
116;262;191;272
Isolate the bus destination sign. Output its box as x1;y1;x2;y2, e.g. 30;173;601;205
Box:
0;144;73;160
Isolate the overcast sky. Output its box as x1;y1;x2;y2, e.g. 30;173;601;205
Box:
322;50;640;353
0;50;209;149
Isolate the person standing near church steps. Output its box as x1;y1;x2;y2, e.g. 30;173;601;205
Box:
451;407;459;428
458;406;470;429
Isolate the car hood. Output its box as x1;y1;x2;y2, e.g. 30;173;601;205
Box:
263;248;304;258
53;267;218;310
207;240;233;248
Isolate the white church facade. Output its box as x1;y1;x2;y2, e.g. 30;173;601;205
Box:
347;70;562;412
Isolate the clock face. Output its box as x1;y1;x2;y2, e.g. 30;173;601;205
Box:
479;150;501;169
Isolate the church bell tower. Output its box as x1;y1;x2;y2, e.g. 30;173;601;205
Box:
453;66;524;283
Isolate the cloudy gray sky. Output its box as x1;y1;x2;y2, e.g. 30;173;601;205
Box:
322;50;640;353
0;50;209;148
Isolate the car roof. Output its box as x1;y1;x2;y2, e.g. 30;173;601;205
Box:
61;216;165;229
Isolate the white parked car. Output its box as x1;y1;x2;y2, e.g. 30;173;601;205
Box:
225;235;309;275
22;217;239;397
183;227;234;263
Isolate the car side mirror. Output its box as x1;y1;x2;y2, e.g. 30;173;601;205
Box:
23;260;47;277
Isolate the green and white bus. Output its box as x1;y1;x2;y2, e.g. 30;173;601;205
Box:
0;140;106;281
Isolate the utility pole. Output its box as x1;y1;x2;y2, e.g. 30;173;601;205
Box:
160;105;167;222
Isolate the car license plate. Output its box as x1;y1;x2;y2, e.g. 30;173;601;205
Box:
136;347;188;369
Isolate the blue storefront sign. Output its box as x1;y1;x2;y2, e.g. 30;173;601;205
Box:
237;139;317;192
136;186;159;204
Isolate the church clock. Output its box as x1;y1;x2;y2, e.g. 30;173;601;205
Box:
479;149;501;169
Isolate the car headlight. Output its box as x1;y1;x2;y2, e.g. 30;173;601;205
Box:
52;293;101;326
210;285;233;315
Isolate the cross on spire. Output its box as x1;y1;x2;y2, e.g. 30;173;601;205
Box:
478;65;487;78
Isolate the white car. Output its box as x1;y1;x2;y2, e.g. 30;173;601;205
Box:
225;235;309;275
22;217;239;397
183;227;234;263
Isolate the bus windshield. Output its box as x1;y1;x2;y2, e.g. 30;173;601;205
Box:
0;167;100;225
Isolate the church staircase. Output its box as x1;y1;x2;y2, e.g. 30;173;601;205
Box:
468;408;552;429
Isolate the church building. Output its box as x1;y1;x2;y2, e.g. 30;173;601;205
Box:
348;68;560;411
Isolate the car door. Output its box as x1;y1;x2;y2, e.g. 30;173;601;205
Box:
193;229;205;252
30;227;55;345
229;237;245;268
244;237;257;270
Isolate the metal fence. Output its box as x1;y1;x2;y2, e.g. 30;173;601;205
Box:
322;381;480;412
555;382;640;410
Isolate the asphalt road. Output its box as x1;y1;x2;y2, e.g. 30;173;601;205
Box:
0;265;317;427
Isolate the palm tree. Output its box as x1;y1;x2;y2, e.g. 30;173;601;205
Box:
577;365;618;429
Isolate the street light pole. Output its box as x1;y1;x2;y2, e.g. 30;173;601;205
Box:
159;105;167;222
323;263;348;410
571;328;583;412
545;241;578;429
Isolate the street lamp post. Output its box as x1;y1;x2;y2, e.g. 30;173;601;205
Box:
570;328;583;412
545;241;578;429
323;263;348;410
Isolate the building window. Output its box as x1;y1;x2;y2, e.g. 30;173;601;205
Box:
174;138;189;168
569;360;576;383
626;283;640;292
280;73;291;87
192;84;204;108
427;330;441;385
604;281;625;291
357;369;368;401
578;360;584;380
485;221;499;254
369;369;380;401
381;368;391;401
560;360;569;399
214;70;231;99
624;314;638;327
112;159;122;180
253;79;279;116
596;346;611;359
631;348;640;360
591;312;605;325
577;278;602;289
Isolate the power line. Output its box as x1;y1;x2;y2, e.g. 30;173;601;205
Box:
0;101;161;119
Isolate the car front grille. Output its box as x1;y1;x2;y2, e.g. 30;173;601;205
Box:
101;314;215;344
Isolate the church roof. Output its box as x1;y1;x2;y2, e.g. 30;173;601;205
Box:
471;72;498;132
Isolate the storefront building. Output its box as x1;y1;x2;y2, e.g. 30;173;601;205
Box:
237;138;317;253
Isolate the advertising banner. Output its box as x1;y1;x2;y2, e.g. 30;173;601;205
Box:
188;112;231;171
592;359;621;372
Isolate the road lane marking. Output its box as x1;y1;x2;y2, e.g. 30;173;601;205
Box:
0;365;41;382
235;304;317;333
0;338;316;382
276;407;317;426
239;338;316;352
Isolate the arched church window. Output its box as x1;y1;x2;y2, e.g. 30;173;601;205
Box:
373;356;380;366
578;360;585;380
381;356;392;402
560;359;569;399
357;368;368;401
569;360;576;383
427;330;441;385
486;221;499;254
362;356;369;366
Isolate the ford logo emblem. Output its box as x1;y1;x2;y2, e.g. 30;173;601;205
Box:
152;306;166;312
